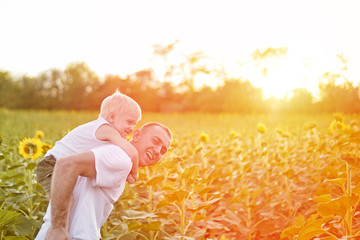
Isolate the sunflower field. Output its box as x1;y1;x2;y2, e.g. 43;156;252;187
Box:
1;109;360;239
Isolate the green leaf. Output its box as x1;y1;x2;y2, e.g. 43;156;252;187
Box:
182;165;199;181
297;218;325;240
192;183;212;195
0;209;20;227
7;164;24;171
189;198;222;212
310;194;332;203
316;236;338;240
121;210;157;220
4;237;29;240
281;225;301;239
156;199;173;209
324;178;346;191
26;162;37;171
127;221;141;231
140;221;161;231
146;175;164;187
318;195;358;218
352;183;360;195
8;214;41;235
165;189;189;203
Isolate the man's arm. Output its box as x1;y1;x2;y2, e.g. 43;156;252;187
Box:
46;151;96;239
96;124;139;183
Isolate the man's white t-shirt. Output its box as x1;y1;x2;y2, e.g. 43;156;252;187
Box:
35;144;132;240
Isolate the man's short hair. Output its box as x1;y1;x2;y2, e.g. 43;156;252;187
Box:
99;90;141;120
140;122;172;141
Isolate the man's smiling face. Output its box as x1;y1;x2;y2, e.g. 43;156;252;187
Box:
130;124;171;167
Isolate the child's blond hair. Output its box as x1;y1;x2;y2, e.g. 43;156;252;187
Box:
99;90;141;120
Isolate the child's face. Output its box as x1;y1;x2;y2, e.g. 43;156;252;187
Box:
112;111;139;138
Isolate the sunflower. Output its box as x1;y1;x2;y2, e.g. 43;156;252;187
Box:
199;132;209;143
304;121;317;131
257;123;268;134
229;130;238;139
35;130;44;139
330;120;345;132
41;142;53;154
18;137;43;160
333;113;344;122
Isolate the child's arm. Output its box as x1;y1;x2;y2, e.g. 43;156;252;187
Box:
96;124;139;183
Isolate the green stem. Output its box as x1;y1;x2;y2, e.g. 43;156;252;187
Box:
116;231;150;240
323;229;341;239
286;175;292;217
27;169;34;218
346;162;352;236
181;200;186;235
157;229;174;240
247;196;252;240
168;217;181;233
101;221;108;237
148;183;154;240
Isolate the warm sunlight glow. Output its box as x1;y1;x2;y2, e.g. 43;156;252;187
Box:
217;32;341;99
1;0;360;100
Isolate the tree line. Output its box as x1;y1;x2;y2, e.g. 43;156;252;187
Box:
1;44;359;114
0;62;359;114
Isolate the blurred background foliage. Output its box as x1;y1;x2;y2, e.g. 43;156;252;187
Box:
1;43;359;114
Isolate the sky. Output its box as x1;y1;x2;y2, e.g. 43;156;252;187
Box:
1;0;360;99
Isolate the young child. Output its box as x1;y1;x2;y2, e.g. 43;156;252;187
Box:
36;90;141;200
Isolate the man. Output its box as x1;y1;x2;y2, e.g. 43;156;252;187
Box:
36;122;172;240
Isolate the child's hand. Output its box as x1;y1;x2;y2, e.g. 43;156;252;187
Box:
126;172;137;184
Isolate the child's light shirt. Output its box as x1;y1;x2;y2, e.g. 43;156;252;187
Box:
35;144;132;240
45;116;111;160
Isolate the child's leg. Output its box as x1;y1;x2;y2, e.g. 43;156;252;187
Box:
37;156;73;230
36;155;56;199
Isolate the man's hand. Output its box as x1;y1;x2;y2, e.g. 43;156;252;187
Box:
45;226;70;240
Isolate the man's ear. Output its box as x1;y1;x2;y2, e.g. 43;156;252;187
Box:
131;130;140;142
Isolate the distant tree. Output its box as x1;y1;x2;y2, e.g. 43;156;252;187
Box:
130;74;160;112
152;40;180;83
252;47;288;77
95;74;135;110
217;79;263;113
156;81;184;112
263;97;284;113
319;74;360;113
37;69;66;109
62;62;100;110
133;69;158;90
0;71;19;108
178;51;212;93
190;86;222;112
97;72;161;112
18;75;46;109
287;88;314;113
153;40;179;58
317;53;360;113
